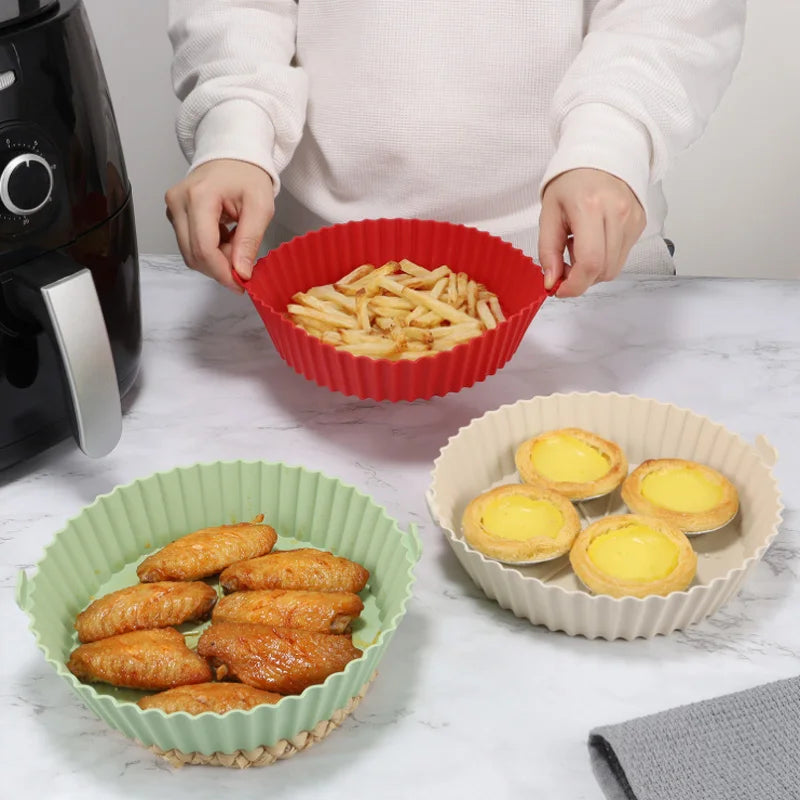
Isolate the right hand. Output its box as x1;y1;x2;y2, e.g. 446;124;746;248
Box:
165;159;275;293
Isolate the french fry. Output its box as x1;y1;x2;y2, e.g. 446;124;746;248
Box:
334;263;395;295
371;275;406;296
399;259;430;277
401;278;430;290
406;287;474;325
488;295;506;323
429;322;482;340
370;296;414;311
334;282;378;298
404;305;426;325
467;280;478;317
447;272;457;305
430;277;448;301
337;263;375;285
456;273;468;307
286;258;504;360
362;264;401;291
321;330;344;346
370;305;408;319
392;274;423;286
388;325;408;347
410;310;445;328
307;285;357;312
404;265;449;289
288;304;358;330
341;329;380;344
409;267;450;289
432;328;482;350
294;319;331;337
292;292;341;316
476;298;497;330
401;326;435;345
375;276;474;325
339;340;398;357
355;289;371;330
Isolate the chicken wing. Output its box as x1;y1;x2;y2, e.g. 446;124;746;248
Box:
75;581;217;643
212;589;363;634
137;514;277;582
67;628;212;690
138;682;282;714
197;622;362;695
219;548;369;594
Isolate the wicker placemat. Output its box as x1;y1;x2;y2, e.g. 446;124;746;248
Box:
147;671;377;769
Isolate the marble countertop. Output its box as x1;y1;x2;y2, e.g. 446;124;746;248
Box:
2;256;798;800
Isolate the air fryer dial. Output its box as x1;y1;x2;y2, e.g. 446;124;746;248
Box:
1;152;53;214
0;123;58;236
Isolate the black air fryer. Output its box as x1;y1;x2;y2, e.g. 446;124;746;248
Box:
0;0;141;470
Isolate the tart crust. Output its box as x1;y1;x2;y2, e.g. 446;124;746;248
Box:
569;514;697;598
621;458;739;533
515;427;628;500
462;483;581;563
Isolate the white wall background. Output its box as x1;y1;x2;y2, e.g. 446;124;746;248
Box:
84;0;798;279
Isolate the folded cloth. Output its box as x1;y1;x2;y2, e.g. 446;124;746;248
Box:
589;676;800;800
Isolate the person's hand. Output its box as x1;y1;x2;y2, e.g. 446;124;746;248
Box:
539;168;645;298
165;159;275;293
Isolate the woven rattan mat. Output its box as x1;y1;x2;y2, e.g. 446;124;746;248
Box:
147;671;377;768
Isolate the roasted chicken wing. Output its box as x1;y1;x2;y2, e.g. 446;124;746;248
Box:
137;514;277;582
138;682;282;714
67;628;212;690
75;581;217;643
212;589;363;634
219;548;369;594
197;622;362;694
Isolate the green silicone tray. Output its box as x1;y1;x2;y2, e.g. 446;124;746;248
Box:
16;461;421;756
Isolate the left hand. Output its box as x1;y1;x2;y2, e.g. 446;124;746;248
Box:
539;168;646;298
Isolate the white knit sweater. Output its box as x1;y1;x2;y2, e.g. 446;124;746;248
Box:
168;1;745;273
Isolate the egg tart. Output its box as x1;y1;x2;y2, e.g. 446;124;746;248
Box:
569;514;697;598
621;459;739;533
462;483;581;564
514;427;628;500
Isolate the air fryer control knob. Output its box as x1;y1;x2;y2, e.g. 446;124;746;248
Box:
0;153;54;216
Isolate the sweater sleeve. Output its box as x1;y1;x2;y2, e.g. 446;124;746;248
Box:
540;0;746;209
168;0;308;193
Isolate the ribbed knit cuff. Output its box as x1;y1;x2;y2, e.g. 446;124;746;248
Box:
189;99;280;195
541;103;652;212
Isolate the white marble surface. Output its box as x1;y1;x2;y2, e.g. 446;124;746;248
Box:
2;256;798;800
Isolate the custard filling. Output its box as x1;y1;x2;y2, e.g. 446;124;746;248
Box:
530;435;610;483
481;495;564;541
587;523;679;582
641;468;723;513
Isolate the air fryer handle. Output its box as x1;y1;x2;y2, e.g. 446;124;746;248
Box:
11;255;122;458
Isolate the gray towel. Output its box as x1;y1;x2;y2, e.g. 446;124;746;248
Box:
589;676;800;800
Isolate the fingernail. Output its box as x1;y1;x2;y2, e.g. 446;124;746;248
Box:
235;258;254;280
543;268;554;290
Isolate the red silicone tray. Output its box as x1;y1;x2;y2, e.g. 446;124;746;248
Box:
239;218;555;402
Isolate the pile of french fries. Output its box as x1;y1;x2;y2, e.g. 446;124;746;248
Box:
287;259;506;359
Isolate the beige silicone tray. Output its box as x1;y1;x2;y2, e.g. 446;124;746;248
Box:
427;393;783;640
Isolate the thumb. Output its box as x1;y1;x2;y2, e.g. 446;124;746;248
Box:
538;198;569;291
231;199;270;280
